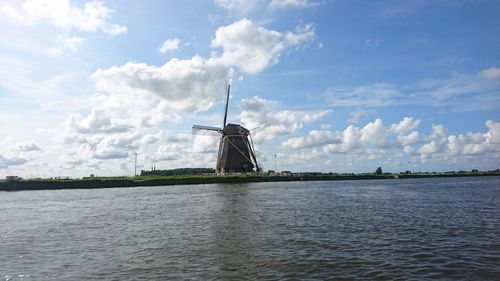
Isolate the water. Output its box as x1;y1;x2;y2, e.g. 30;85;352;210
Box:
1;177;499;280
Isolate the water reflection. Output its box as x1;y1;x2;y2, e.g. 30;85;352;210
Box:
209;184;265;278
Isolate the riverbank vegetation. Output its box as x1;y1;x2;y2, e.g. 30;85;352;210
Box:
1;169;499;191
140;168;215;177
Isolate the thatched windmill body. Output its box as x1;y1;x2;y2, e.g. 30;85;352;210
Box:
193;85;260;175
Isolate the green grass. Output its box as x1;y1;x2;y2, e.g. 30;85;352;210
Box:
1;172;498;191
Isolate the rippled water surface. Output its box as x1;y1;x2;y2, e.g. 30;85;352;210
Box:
1;177;499;280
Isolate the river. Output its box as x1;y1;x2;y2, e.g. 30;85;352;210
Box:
1;177;499;280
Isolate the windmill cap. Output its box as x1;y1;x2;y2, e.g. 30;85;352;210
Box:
224;123;250;135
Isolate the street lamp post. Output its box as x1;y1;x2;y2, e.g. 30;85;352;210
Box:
134;152;138;177
274;154;277;173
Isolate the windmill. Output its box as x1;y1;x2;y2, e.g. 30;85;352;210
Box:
192;85;260;175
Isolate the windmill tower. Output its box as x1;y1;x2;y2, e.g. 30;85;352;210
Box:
192;85;260;175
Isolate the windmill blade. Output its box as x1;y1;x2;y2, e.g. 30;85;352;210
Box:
192;125;223;136
249;124;264;132
192;125;223;132
249;124;267;133
223;84;231;128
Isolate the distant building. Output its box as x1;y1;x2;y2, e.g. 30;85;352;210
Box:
6;176;19;181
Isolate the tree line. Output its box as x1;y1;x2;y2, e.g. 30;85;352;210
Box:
140;168;215;176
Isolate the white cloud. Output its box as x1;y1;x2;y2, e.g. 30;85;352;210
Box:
90;19;314;118
365;36;384;47
101;24;127;36
54;94;183;164
192;135;219;154
240;96;329;144
269;0;322;9
327;68;500;112
347;110;373;125
159;38;181;54
282;130;341;149
0;154;28;169
214;0;263;11
84;92;184;132
165;133;192;143
295;119;390;154
327;83;405;107
140;132;161;146
360;119;388;147
153;141;217;167
303;110;331;122
418;140;443;155
16;142;42;152
390;117;420;135
418;121;500;161
337;125;361;152
479;67;500;80
49;34;86;55
91;56;232;113
320;120;386;154
59;130;144;161
63;109;133;135
320;123;331;130
397;131;420;146
94;133;141;159
0;3;25;21
154;143;189;162
346;119;497;162
285;149;322;165
214;0;322;11
211;18;314;74
447;133;488;156
486;120;500;143
418;124;448;156
280;118;500;170
1;0;127;35
0;140;43;169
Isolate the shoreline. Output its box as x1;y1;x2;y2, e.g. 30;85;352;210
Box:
1;172;499;191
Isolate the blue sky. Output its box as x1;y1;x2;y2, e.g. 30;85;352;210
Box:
0;0;499;178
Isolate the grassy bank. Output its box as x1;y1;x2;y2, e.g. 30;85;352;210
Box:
1;172;499;191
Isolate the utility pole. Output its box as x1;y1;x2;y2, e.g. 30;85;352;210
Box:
134;152;138;177
274;154;277;173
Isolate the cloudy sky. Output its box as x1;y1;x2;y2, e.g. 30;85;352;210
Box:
0;0;499;178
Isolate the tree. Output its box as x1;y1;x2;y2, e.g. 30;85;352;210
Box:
140;168;215;176
375;166;383;175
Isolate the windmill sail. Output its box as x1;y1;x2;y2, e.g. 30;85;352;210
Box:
192;125;222;132
223;84;230;128
192;125;222;137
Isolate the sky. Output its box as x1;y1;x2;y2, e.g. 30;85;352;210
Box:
0;0;499;178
